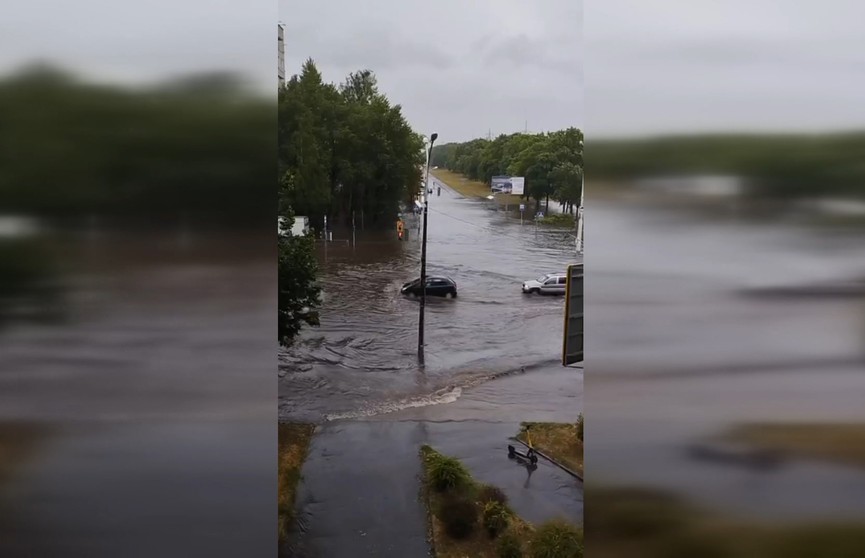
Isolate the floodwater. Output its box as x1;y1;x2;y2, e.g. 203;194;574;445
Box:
279;178;582;422
586;197;865;521
0;231;275;557
280;181;584;557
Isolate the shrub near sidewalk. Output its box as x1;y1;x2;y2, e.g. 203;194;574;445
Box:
428;450;472;492
439;494;479;539
420;445;583;557
483;501;511;537
529;520;584;558
421;445;534;558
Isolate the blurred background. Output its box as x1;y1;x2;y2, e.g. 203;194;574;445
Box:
0;2;275;556
585;1;865;556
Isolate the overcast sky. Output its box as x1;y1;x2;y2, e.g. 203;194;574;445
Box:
587;0;865;137
280;0;864;140
0;0;274;92
280;0;582;143
2;2;862;140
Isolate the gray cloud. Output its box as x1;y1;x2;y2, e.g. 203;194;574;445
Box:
587;0;865;137
282;24;455;72
280;0;582;142
5;1;860;138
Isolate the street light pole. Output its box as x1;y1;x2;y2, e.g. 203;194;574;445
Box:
418;132;438;362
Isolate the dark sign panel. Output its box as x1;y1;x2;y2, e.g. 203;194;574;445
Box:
562;263;584;365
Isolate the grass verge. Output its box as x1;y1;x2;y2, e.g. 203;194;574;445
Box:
587;485;865;558
538;213;576;227
420;445;583;557
724;422;865;469
517;419;584;477
278;423;315;544
431;169;525;206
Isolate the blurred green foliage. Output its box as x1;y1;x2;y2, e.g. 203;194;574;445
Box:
0;64;272;223
589;134;865;199
0;238;63;324
278;60;425;230
431;129;584;213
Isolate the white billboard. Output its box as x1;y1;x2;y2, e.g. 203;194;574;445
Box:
509;176;525;195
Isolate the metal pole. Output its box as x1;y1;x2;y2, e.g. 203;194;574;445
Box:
352;211;356;247
576;175;584;254
419;132;438;362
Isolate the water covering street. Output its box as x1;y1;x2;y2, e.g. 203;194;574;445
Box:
279;179;584;557
587;198;865;521
279;178;581;422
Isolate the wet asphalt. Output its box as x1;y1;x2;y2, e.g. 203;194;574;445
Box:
284;420;582;558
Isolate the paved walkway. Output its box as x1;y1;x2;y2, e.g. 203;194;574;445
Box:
283;422;431;558
284;420;583;557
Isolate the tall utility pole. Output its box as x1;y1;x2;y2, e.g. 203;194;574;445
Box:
418;132;438;362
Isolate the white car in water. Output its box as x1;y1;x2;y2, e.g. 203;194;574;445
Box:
521;273;567;295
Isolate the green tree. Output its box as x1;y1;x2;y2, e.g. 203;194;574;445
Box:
278;209;320;345
278;60;424;230
550;162;583;214
431;128;584;213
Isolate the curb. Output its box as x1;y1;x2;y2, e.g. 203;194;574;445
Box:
510;438;583;482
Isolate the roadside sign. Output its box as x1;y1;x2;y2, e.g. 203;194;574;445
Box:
562;263;584;365
519;204;525;212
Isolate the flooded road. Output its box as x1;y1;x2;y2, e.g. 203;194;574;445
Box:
586;198;865;521
0;232;274;556
279;182;584;557
279;179;581;422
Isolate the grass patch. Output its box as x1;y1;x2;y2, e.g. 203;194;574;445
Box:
517;419;584;477
278;422;315;544
587;485;865;558
431;169;525;206
725;422;865;469
420;445;537;557
538;213;576;228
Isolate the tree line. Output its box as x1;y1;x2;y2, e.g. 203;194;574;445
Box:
278;60;426;345
0;64;272;225
279;60;425;231
590;133;865;200
431;128;584;214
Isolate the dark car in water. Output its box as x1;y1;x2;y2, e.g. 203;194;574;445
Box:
401;276;458;298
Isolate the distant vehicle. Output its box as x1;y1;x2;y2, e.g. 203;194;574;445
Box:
522;273;567;295
401;276;458;298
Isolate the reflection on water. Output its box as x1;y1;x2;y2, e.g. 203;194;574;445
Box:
586;196;865;520
0;229;274;556
279;181;581;422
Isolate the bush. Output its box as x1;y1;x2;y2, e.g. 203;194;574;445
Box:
483;501;511;538
427;451;471;493
478;484;509;506
437;494;478;540
529;520;583;558
576;415;584;443
497;529;524;558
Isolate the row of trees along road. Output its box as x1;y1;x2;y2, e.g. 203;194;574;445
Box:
430;128;584;214
278;60;425;346
279;59;426;232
